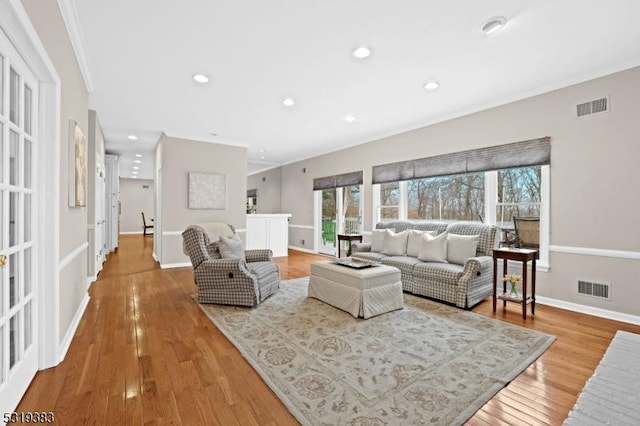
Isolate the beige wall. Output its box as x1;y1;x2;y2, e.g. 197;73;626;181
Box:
21;0;90;342
280;66;640;317
119;178;154;233
156;135;247;265
247;167;283;214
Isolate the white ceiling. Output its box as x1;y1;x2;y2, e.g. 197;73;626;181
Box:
72;0;640;179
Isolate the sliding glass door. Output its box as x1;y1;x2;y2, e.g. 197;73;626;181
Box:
317;185;362;256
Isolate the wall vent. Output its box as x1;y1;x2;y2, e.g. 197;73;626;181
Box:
576;97;609;118
578;280;611;299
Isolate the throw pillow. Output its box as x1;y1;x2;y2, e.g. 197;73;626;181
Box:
446;234;480;265
371;229;386;252
406;230;435;257
218;235;246;261
382;229;409;256
417;232;448;263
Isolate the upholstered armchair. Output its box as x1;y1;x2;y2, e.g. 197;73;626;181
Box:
182;223;280;307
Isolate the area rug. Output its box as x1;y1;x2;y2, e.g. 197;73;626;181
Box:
197;278;555;425
563;330;640;425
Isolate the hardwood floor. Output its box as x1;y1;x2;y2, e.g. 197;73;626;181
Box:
16;235;640;425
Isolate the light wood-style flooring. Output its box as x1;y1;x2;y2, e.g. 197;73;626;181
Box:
16;235;640;425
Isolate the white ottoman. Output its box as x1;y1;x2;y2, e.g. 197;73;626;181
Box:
308;261;403;319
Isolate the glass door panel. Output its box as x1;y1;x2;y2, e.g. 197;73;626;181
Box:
319;188;336;255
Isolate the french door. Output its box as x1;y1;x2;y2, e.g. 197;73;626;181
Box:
317;185;363;255
0;28;38;414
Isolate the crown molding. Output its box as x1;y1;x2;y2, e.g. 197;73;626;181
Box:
57;0;95;92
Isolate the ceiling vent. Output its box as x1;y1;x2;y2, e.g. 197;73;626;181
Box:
578;280;610;300
576;97;609;118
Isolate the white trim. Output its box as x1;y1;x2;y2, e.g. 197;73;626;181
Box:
235;228;246;233
290;224;314;230
87;275;97;285
56;0;95;91
120;231;143;235
59;241;89;271
152;252;158;262
57;293;90;362
160;261;191;269
288;245;317;255
536;296;640;326
162;231;184;236
549;245;640;261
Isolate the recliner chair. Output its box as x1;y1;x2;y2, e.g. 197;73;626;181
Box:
182;223;280;306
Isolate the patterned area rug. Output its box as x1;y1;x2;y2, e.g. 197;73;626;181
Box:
198;278;555;425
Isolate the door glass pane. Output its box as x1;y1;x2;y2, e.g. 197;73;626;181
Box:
24;85;32;135
23;248;31;297
10;130;19;186
24;194;31;242
9;192;18;246
321;188;336;251
342;185;361;234
10;314;19;369
24;301;32;350
0;54;4;115
9;252;18;308
9;67;19;125
0;124;3;182
0;325;4;383
24;139;32;188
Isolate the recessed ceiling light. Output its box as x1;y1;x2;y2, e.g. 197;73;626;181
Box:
482;16;507;35
133;166;140;170
423;81;440;91
260;156;265;160
259;149;266;153
127;135;138;140
352;46;371;59
282;97;295;107
134;160;141;164
135;154;143;158
344;114;357;123
192;73;210;83
132;175;138;179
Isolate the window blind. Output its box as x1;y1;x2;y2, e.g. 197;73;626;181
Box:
372;137;550;184
313;171;364;190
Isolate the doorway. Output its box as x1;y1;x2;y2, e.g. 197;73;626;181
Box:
315;184;362;256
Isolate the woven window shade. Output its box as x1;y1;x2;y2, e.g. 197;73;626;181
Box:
372;137;550;184
314;171;363;190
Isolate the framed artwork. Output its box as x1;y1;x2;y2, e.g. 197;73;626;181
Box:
188;172;226;209
68;120;87;207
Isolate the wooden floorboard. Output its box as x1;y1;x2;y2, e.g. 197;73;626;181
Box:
15;234;640;424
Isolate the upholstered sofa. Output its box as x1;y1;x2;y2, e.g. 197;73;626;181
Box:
350;220;497;309
182;223;280;307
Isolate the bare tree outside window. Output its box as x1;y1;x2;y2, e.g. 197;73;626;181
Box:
407;173;484;221
379;182;399;220
496;166;541;224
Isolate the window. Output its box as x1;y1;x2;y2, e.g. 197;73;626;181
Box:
407;173;484;221
379;182;400;221
496;166;541;225
374;165;549;267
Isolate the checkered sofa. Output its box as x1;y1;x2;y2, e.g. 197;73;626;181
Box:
182;224;280;307
351;221;496;309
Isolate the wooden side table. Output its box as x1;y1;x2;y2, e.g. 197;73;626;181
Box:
337;234;363;258
492;248;538;319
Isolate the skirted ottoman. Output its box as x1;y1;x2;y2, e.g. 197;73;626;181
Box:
308;261;403;319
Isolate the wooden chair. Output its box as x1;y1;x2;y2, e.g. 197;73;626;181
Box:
513;216;540;251
142;212;154;236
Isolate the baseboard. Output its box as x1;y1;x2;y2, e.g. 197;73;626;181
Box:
120;231;143;235
288;246;317;255
58;292;90;363
536;296;640;326
87;274;98;286
160;261;191;269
